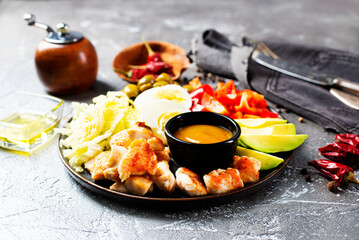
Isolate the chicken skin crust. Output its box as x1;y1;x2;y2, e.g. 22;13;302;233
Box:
175;167;208;196
203;168;244;194
232;155;261;184
125;175;154;196
109;122;155;148
118;138;158;182
151;161;176;194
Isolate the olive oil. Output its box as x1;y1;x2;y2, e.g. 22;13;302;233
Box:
0;111;60;152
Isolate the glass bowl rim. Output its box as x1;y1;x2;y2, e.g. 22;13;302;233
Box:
0;91;64;129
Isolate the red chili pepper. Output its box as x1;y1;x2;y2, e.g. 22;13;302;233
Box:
318;142;359;166
127;38;174;80
308;159;359;187
146;61;173;75
147;52;162;63
335;133;359;148
130;68;150;80
143;37;163;63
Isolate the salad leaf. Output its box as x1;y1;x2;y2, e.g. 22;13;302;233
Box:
59;91;141;172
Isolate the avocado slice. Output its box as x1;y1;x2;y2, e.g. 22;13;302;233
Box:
239;134;308;153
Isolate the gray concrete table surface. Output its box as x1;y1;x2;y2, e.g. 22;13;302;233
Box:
1;0;359;239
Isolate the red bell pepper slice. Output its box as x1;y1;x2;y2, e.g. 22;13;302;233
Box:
215;80;241;106
229;111;243;119
188;77;202;90
189;84;215;104
260;108;279;118
191;104;207;112
235;91;261;115
237;89;267;108
201;92;230;116
242;114;261;119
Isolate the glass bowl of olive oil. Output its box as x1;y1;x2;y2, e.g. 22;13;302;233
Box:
0;91;64;153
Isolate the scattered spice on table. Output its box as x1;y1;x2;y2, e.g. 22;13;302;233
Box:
300;168;311;182
327;181;339;193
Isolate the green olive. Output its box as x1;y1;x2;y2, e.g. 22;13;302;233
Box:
155;73;173;83
137;75;155;87
182;84;194;93
153;80;170;87
139;83;153;92
123;84;140;98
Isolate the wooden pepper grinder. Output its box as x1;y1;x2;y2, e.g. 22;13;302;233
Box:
24;13;98;95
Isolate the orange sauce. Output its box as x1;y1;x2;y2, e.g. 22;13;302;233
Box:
174;124;232;144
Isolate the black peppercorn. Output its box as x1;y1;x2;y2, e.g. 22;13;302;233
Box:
305;174;311;182
300;168;308;175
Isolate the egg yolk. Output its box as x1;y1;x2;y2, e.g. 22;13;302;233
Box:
155;89;186;104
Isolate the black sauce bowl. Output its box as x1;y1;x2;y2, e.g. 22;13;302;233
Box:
165;112;241;175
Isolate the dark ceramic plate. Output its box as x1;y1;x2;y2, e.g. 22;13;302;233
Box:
58;134;293;207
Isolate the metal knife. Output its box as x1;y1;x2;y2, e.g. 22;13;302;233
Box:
251;50;359;97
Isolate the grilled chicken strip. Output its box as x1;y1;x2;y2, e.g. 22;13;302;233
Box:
84;151;112;181
125;175;154;196
232;155;261;184
109;122;155;148
103;145;128;181
151;161;176;194
110;180;129;193
175;167;208;196
155;147;170;162
203;168;244;194
118;138;157;182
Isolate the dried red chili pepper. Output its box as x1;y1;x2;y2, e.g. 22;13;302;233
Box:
131;68;149;80
146;61;173;75
129;61;173;80
127;37;174;80
142;37;162;63
318;142;359;166
307;159;359;187
147;52;162;63
335;133;359;148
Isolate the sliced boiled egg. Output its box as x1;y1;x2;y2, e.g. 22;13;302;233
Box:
134;85;192;143
134;84;192;111
135;96;190;144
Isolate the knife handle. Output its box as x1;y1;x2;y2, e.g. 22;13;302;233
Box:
333;78;359;96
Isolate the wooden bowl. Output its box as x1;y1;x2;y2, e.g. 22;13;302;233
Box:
113;41;190;83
